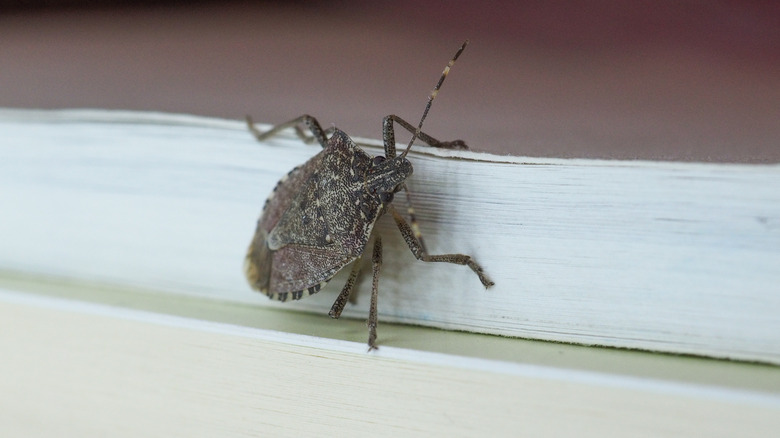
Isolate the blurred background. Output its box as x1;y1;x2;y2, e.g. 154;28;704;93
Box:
1;0;778;162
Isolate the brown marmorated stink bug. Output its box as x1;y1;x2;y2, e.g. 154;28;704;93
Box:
244;40;494;349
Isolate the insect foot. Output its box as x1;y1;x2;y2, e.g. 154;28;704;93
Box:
244;40;494;350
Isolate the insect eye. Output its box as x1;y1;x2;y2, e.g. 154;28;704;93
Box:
380;192;394;203
372;156;386;166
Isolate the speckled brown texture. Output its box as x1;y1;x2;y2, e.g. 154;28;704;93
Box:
245;130;382;301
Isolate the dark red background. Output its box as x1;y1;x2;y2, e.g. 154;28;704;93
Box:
2;1;778;162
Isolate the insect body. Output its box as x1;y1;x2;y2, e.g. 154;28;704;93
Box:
244;41;493;349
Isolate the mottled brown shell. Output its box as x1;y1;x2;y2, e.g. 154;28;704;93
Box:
244;129;384;302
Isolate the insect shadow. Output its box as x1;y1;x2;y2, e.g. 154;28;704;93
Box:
244;40;494;350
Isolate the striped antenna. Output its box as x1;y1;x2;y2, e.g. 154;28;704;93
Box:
400;40;469;158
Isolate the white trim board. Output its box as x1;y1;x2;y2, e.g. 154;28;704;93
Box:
1;108;779;363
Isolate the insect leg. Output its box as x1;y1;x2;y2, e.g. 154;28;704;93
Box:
382;114;468;158
329;256;363;319
401;186;428;255
367;235;382;350
246;114;335;149
390;206;494;288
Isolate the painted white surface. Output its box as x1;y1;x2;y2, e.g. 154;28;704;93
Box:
1;109;779;363
2;289;778;438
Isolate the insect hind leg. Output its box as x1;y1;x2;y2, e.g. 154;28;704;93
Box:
389;205;494;288
367;235;382;350
329;256;363;319
246;114;335;149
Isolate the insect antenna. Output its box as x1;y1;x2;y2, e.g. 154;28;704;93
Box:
397;40;469;253
400;40;469;158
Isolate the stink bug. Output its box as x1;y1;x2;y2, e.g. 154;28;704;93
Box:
244;40;494;349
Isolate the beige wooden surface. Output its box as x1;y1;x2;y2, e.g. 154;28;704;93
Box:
2;286;779;438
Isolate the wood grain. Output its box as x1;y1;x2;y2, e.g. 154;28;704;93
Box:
1;109;779;363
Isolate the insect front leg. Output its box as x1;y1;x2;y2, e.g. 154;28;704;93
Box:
390;206;494;288
246;114;335;149
381;115;468;158
401;188;429;255
367;235;382;350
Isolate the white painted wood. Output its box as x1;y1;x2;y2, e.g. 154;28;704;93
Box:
2;290;778;438
1;108;779;363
